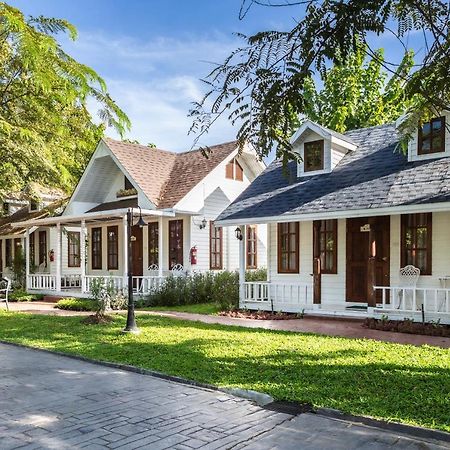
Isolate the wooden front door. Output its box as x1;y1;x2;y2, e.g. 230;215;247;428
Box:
131;225;143;277
346;217;390;302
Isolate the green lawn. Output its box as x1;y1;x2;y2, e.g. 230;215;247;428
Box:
138;303;220;315
0;311;449;432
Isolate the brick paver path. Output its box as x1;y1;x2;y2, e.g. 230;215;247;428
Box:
0;343;448;449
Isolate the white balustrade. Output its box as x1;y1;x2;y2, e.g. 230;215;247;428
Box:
132;276;166;294
28;274;57;291
243;281;309;312
374;285;450;315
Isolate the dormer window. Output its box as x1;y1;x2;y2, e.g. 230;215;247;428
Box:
418;117;445;155
225;158;244;181
304;140;324;172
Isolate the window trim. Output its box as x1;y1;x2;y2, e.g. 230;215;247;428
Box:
209;221;223;270
67;231;81;268
148;222;159;267
246;225;258;269
168;219;183;269
38;231;47;266
277;222;300;274
29;232;35;267
107;226;119;270
418;116;446;155
313;219;338;274
401;213;432;275
91;227;103;270
304;140;325;172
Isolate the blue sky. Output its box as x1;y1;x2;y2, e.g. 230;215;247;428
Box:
9;1;420;151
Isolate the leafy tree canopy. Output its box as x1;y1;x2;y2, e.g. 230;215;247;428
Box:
302;43;414;133
190;0;449;162
0;3;130;198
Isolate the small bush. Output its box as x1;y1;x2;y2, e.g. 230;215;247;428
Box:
55;298;95;311
9;289;42;302
245;267;267;282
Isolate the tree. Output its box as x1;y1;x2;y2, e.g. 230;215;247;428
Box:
0;3;130;198
190;0;450;162
301;44;414;133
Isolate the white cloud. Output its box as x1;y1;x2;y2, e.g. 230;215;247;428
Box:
63;30;240;151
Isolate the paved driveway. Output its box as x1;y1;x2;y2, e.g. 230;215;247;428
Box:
0;343;448;449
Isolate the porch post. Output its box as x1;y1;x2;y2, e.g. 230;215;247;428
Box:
56;223;61;292
80;220;86;293
158;216;163;277
122;215;128;288
312;221;322;306
25;228;30;291
367;218;377;307
238;225;246;307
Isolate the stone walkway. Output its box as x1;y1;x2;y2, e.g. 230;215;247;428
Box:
0;343;449;449
3;301;450;348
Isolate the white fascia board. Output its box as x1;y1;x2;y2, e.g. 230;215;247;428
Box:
331;136;357;152
215;202;450;226
290;120;330;145
12;208;175;228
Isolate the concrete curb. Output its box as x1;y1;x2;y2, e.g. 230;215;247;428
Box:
1;340;449;444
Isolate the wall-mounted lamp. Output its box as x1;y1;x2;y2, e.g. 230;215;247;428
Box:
194;217;207;230
135;206;146;228
235;227;243;241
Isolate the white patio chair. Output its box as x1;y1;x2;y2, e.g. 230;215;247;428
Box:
171;264;185;277
148;263;159;275
0;277;11;311
37;262;47;273
397;265;420;310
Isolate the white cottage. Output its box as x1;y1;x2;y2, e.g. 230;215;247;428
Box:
216;115;450;323
13;138;266;297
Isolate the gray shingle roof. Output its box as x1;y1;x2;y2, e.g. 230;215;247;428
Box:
217;123;450;222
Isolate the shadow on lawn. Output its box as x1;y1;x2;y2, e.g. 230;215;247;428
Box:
0;313;449;431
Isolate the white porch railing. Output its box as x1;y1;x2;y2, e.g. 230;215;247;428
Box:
28;274;57;291
374;286;450;315
61;274;82;289
243;281;309;312
84;275;125;293
132;276;166;294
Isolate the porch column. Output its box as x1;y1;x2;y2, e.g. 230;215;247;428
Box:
122;215;128;288
80;220;86;293
158;216;163;277
56;223;61;292
25;228;30;291
238;225;246;307
312;221;322;305
367;218;377;307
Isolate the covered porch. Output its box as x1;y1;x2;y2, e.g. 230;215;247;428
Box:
235;210;450;324
15;207;182;298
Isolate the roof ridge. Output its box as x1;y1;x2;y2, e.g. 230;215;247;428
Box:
103;137;178;155
177;140;238;155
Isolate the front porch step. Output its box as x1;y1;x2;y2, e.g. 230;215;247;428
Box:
42;295;67;303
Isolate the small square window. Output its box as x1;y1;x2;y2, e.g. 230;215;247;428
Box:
304;140;324;172
418;117;445;155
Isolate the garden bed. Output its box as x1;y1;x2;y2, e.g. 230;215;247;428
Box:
218;309;303;320
363;318;450;337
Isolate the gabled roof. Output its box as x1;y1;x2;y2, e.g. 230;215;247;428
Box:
216;123;450;223
103;138;238;209
0;199;66;236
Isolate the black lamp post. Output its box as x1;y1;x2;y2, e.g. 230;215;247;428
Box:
123;206;146;334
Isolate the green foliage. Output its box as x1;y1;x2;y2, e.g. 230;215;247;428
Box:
9;289;33;302
55;298;95;311
89;277;127;315
0;3;130;196
0;312;449;432
190;1;449;159
245;267;267;282
140;270;267;312
301;44;414;133
9;246;25;288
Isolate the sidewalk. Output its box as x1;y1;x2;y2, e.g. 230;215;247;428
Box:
1;343;448;449
3;301;450;348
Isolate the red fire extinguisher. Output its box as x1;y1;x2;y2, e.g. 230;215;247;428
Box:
48;249;55;262
190;246;198;265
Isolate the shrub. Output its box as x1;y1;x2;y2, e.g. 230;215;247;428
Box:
55;298;95;311
245;267;267;282
140;270;241;310
9;289;42;302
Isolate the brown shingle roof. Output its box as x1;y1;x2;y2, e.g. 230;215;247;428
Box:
0;199;67;236
103;138;237;209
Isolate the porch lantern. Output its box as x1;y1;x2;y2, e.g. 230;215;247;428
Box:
135;206;146;228
235;227;243;241
199;218;207;230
